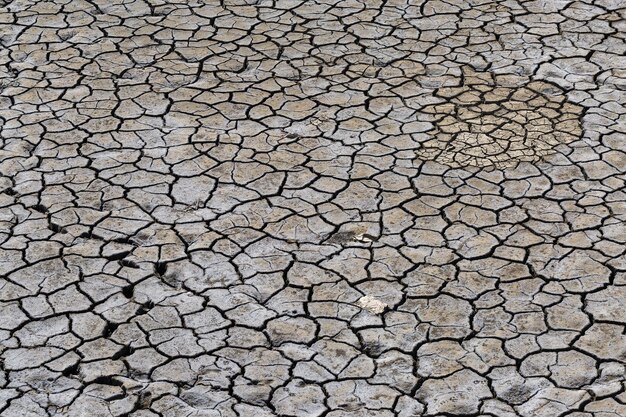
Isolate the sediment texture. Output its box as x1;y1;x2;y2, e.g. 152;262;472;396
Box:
0;1;625;416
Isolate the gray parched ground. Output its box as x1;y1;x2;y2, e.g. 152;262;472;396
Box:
1;0;626;416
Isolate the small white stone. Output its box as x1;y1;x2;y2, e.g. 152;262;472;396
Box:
357;296;388;314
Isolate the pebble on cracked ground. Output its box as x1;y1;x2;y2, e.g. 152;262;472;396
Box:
0;0;625;417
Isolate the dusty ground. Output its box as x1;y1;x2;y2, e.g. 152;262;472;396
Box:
1;0;625;416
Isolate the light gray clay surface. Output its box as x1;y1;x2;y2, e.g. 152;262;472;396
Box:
0;0;625;416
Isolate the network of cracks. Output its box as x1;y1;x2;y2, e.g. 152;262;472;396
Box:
0;0;625;417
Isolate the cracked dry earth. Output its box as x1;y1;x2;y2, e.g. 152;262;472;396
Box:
1;1;626;417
